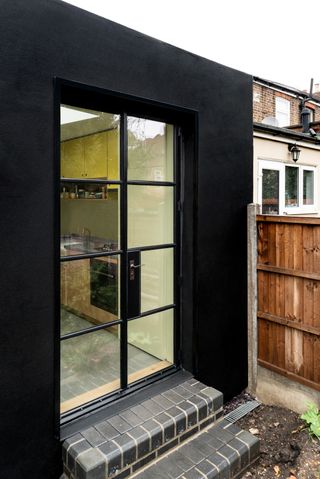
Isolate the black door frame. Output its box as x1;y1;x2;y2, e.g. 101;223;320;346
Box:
56;79;185;428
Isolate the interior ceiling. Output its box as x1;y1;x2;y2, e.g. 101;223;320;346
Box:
61;106;118;141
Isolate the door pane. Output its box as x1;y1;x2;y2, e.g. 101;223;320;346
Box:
303;170;314;205
61;325;120;413
61;256;120;334
127;117;174;181
285;166;299;207
128;310;173;384
61;105;119;180
141;248;174;313
128;185;174;248
61;184;120;256
262;169;279;214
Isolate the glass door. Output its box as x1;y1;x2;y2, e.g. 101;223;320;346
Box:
60;105;178;416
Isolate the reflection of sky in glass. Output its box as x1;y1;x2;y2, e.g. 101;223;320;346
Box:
128;117;165;140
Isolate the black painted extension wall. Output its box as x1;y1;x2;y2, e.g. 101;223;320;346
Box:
0;1;252;477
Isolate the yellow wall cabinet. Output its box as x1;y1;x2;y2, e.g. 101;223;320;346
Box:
61;129;118;179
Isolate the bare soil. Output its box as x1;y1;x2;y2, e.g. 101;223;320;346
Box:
224;393;320;479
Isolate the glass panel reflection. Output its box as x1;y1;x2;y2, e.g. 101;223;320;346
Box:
128;185;174;248
61;256;120;334
61;105;119;180
285;166;299;207
262;169;279;214
141;248;174;313
128;310;173;384
128;117;173;182
60;184;120;256
303;170;314;205
60;325;120;413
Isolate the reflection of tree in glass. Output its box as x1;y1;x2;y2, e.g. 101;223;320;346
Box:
128;118;166;181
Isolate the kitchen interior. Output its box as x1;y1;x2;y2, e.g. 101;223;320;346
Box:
60;105;174;413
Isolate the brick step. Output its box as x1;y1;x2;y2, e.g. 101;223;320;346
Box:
132;420;260;479
62;378;224;479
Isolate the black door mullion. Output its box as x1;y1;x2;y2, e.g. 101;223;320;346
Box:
120;113;128;390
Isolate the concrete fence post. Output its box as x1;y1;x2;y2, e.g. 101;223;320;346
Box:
247;203;259;394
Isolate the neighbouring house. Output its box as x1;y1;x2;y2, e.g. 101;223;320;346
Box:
253;77;320;215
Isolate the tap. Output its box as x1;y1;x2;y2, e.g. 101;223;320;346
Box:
82;227;91;250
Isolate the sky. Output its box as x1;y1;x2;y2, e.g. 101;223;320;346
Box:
63;0;319;92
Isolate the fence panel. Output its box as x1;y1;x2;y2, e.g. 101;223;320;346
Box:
257;215;320;391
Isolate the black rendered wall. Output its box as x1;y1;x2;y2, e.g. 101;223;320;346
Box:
0;0;252;477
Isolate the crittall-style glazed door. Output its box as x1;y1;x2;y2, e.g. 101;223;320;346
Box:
60;105;178;417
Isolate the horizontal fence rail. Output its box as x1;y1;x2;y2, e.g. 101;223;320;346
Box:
257;215;320;392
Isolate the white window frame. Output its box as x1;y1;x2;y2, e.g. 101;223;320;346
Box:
258;159;317;215
275;97;290;127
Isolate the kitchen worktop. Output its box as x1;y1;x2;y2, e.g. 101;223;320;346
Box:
60;234;118;257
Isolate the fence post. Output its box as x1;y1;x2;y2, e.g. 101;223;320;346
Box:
247;203;259;394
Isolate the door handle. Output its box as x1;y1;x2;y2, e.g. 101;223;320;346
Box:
129;260;144;280
130;263;145;269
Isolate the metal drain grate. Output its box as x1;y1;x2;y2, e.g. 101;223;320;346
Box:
224;400;261;423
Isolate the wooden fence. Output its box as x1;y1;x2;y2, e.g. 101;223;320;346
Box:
257;215;320;392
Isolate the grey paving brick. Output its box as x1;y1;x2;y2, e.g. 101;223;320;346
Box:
166;406;187;435
62;434;83;464
228;437;249;469
198;392;214;414
157;438;178;457
75;448;106;479
162;389;184;404
179;425;199;443
108;415;132;434
113;433;137;467
190;436;215;457
68;440;92;473
200;387;223;410
195;434;220;455
218;443;241;476
236;430;260;460
201;432;224;450
152;393;175;410
155;456;186;479
182;467;206;479
199;416;215;430
81;427;106;447
141;419;163;449
135;466;169;479
127;426;150;458
207;425;234;443
98;441;121;476
177;401;197;427
119;409;143;427
95;420;120;440
141;398;164;416
196;459;219;478
154;412;175;442
132;451;156;472
206;452;229;479
130;404;153;421
187;395;208;421
114;468;131;479
172;385;194;400
215;409;224;420
170;450;194;472
179;442;206;464
223;422;242;435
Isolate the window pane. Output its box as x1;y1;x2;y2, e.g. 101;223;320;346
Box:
61;184;120;257
127;117;174;182
128;185;174;248
128;310;173;384
61;256;120;335
285;166;299;207
61;325;120;413
262;169;279;214
303;170;314;205
61;106;120;180
141;248;174;313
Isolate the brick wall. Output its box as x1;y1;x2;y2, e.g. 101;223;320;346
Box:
253;82;320;126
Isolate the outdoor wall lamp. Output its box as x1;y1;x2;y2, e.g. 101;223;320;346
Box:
288;143;301;162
